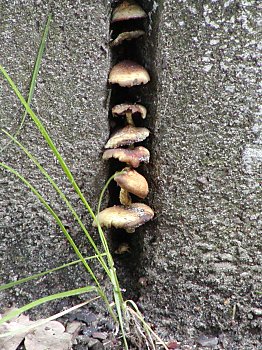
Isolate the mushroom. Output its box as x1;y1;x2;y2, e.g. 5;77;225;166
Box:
102;146;150;168
111;0;147;23
114;167;149;205
104;125;149;149
93;203;154;233
108;60;150;87
112;103;147;125
110;30;145;47
114;242;131;255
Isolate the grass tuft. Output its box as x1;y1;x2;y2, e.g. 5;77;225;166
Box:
0;14;166;350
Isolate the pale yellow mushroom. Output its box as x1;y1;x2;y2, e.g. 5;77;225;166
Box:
114;167;149;205
111;30;145;47
108;60;150;88
111;0;147;23
112;103;147;126
102;146;150;168
93;203;154;233
104;125;149;149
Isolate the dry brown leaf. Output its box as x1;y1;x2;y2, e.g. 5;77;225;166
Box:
24;320;72;350
0;308;78;350
0;313;33;350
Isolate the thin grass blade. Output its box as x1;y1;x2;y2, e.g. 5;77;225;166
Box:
0;253;107;292
0;296;100;338
0;163;103;294
0;286;96;328
2;129;111;276
0;65;97;223
0;162;117;322
0;15;51;153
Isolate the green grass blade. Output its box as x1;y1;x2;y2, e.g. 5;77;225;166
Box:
2;129;111;276
0;253;107;292
0;297;100;338
0;161;117;323
0;163;102;293
0;15;51;153
125;300;169;350
0;65;97;223
96;171;124;258
95;172;128;347
0;286;96;328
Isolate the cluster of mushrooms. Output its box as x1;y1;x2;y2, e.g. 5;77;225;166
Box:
93;0;154;244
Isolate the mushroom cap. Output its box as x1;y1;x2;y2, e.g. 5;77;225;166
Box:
104;125;149;149
93;203;154;233
112;103;147;119
108;60;150;87
102;146;150;168
111;0;147;23
114;242;130;255
114;167;149;199
111;30;145;47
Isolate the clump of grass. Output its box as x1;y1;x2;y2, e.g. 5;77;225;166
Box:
0;15;168;350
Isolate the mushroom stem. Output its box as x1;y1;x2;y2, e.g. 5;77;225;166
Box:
119;188;132;206
126;111;135;126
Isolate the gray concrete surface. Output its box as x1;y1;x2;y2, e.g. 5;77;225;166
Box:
0;0;111;313
0;0;261;349
139;0;262;348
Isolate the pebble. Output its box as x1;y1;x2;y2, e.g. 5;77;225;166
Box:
251;308;262;316
196;335;218;347
74;311;97;324
88;338;105;350
92;331;108;340
82;325;97;336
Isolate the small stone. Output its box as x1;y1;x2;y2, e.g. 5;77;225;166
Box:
196;176;209;186
65;321;82;341
104;321;115;331
92;331;108;340
196;335;218;347
73;311;97;324
88;338;105;350
167;340;179;349
88;338;99;347
76;335;92;345
82;325;97;336
251;308;262;316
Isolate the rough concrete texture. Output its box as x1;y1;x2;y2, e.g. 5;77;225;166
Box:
0;0;261;349
0;0;111;313
139;0;262;348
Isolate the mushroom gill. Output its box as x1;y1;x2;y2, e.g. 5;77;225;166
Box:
104;125;149;149
93;203;154;233
102;146;150;168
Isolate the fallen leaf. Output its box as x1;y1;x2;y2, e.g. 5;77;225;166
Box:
65;321;82;343
24;320;72;350
0;313;33;350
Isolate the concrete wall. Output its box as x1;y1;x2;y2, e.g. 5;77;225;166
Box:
0;0;111;313
0;0;261;348
139;0;261;348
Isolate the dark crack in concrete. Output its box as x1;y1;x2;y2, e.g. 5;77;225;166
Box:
0;1;261;349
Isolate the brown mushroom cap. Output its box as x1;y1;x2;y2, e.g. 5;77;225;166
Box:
114;167;149;199
93;203;154;233
111;0;147;23
112;103;147;119
114;242;131;255
111;30;145;47
104;125;149;149
108;60;150;87
102;146;150;168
